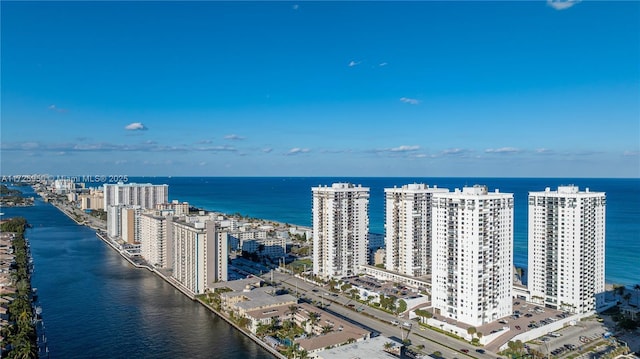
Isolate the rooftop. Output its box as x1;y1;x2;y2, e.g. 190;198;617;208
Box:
314;335;402;359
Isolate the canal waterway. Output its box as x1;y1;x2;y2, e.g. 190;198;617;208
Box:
1;191;272;359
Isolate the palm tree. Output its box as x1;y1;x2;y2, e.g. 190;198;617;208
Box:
256;322;269;337
634;284;640;306
288;305;299;322
467;326;477;339
383;341;394;350
329;278;338;292
321;325;333;335
270;316;279;331
366;295;375;305
415;309;432;323
349;288;359;300
297;348;309;359
307;312;320;333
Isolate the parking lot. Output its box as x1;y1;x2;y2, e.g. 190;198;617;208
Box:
527;317;613;358
484;300;577;352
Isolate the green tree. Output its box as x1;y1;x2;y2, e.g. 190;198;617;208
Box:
397;299;407;314
415;308;432;323
321;325;333;334
467;326;477;338
340;283;352;292
288;305;300;323
308;312;320;325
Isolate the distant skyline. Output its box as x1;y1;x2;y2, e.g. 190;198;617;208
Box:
2;1;639;177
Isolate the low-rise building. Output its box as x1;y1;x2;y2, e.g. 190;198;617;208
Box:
313;335;402;359
294;302;370;354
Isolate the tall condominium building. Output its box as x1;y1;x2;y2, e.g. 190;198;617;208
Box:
432;185;514;327
528;185;606;313
103;182;168;210
385;183;449;277
121;206;142;244
139;211;174;269
107;204;123;238
312;183;369;279
171;219;228;294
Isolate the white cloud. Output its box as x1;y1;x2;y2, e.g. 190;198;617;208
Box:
400;97;420;105
262;148;273;153
48;104;68;113
379;62;388;67
547;0;581;10
224;134;245;141
195;145;237;152
287;147;310;155
125;122;147;131
623;150;639;157
535;148;554;154
485;147;521;154
441;148;470;156
292;4;299;10
348;60;361;67
390;145;420;152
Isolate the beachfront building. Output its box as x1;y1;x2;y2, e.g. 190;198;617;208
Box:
241;237;286;259
155;200;190;216
384;183;449;278
528;185;606;313
103;182;168;210
312;183;369;279
78;188;104;211
139;211;174;269
171;218;228;294
431;185;514;327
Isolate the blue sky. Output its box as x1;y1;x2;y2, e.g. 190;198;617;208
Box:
2;1;639;177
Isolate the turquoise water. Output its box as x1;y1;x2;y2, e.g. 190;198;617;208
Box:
129;176;639;287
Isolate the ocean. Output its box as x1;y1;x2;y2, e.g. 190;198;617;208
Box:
0;177;637;358
124;176;639;287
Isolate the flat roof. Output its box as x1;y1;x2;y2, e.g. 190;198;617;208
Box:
315;335;402;359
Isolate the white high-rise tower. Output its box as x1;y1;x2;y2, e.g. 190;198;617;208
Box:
384;183;449;277
103;182;168;210
432;185;514;326
312;183;369;279
528;185;606;313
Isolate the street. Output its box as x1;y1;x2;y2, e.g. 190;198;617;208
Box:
262;270;500;359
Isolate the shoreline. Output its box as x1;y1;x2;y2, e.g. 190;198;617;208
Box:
47;199;283;358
